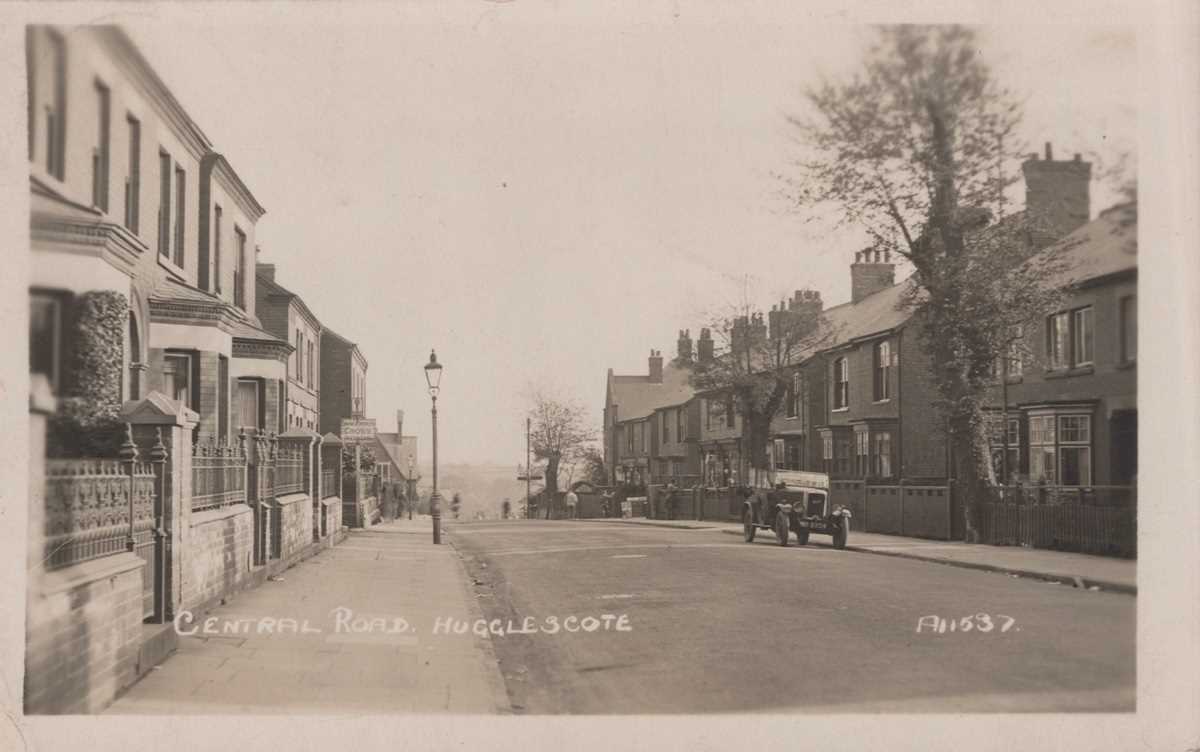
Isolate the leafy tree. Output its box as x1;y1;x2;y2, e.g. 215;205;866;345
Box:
527;389;596;519
579;445;609;486
684;285;831;487
782;26;1073;540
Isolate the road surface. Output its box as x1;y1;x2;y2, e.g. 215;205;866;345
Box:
448;519;1135;713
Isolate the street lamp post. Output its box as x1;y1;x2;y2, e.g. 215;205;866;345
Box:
407;453;415;520
424;350;443;544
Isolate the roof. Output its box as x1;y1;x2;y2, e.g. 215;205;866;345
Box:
374;433;420;480
96;27;214;158
607;361;695;422
256;268;324;330
227;316;288;344
817;279;916;352
149;276;288;346
149;275;225;306
322;327;369;369
1031;202;1137;288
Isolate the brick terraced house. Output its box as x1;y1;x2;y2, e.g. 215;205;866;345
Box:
25;25;343;715
604;349;696;486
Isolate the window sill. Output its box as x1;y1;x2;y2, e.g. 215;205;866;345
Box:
832;407;849;413
872;398;891;405
1044;365;1094;380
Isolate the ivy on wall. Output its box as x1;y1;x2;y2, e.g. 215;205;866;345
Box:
47;290;128;458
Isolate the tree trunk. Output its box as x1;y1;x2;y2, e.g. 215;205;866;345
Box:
544;455;560;519
744;412;772;487
948;409;990;544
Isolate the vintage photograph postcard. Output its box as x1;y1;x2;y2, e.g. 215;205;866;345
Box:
2;2;1197;751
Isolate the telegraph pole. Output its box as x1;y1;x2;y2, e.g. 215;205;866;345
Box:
526;417;531;519
516;417;542;519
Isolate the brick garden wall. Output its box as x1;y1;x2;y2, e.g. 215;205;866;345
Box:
24;554;144;714
182;504;255;612
278;493;314;565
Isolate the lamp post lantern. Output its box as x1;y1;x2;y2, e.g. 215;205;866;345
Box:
424;350;443;544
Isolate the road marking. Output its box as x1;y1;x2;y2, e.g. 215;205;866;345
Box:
610;554;647;559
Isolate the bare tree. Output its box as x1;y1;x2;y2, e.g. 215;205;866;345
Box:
782;26;1073;540
527;389;597;518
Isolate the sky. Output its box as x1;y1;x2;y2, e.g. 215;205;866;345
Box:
117;8;1136;468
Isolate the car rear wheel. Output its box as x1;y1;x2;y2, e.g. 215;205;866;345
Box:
775;512;790;546
742;509;756;543
832;520;848;550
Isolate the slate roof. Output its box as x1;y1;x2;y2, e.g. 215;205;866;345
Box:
374;433;420;480
256;268;324;330
607;362;695;422
150;276;289;345
1032;202;1137;288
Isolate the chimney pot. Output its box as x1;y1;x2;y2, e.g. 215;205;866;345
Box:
1045;142;1053;160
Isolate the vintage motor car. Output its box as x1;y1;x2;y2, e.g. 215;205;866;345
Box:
741;469;850;549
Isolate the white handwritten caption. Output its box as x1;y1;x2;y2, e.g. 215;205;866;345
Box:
916;614;1018;634
174;607;632;637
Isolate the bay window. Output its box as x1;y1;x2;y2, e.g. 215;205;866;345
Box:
854;430;869;477
1028;410;1093;486
872;431;893;478
987;413;1021;483
237;378;262;431
162;352;194;410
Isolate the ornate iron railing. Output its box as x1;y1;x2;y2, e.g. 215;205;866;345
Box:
44;458;155;571
274;440;306;497
191;438;247;512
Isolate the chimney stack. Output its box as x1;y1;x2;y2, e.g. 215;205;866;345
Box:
648;349;664;383
257;263;276;283
697;328;714;363
1021;142;1091;247
676;329;693;362
850;248;896;303
396;409;404;436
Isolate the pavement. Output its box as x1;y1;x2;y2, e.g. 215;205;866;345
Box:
106;516;509;714
102;516;1136;715
451;519;1135;713
575;517;1137;594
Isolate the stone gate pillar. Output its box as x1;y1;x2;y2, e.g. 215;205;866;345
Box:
120;392;198;619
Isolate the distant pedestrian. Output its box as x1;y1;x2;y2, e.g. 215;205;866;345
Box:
564;489;579;519
665;481;678;520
